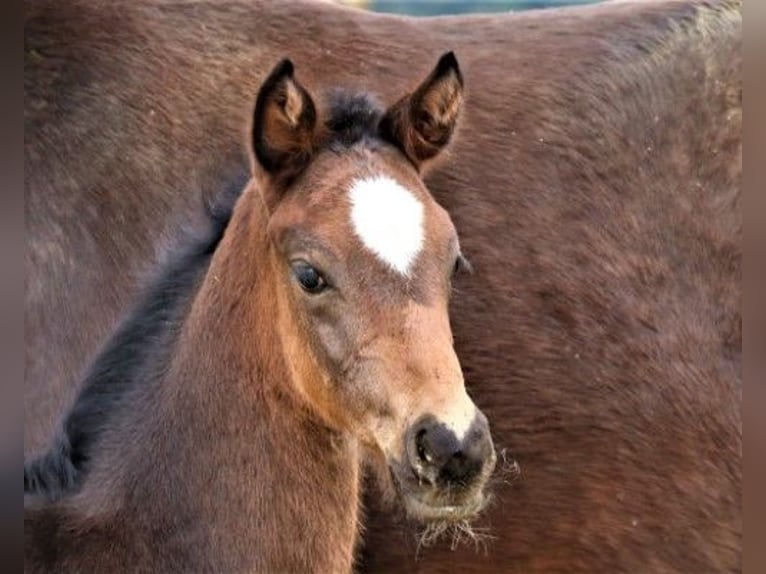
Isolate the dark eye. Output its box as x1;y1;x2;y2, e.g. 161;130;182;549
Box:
291;261;328;294
452;254;471;278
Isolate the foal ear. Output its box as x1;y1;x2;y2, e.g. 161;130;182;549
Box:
379;51;464;169
251;59;317;194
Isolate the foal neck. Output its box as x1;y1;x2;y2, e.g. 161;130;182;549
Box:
78;189;362;572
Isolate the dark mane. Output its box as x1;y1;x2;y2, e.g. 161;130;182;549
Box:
324;90;384;148
24;178;245;500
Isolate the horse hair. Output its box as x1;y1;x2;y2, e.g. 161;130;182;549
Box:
325;90;384;148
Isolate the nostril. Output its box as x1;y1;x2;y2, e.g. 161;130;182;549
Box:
415;428;433;464
407;414;494;489
439;449;482;486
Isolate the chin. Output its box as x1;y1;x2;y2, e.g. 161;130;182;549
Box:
401;490;489;523
389;462;493;525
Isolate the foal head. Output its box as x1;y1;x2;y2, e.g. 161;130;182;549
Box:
250;53;495;522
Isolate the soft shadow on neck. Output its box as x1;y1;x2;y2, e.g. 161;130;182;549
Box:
24;177;245;500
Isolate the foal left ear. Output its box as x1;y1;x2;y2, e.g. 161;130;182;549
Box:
379;51;464;170
251;59;317;201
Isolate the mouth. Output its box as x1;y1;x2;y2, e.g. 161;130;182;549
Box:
401;491;489;522
381;412;497;525
389;462;491;523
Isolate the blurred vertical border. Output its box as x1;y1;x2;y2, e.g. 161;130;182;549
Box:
743;0;765;572
1;0;24;569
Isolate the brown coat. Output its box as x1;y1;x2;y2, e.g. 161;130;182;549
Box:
25;0;741;571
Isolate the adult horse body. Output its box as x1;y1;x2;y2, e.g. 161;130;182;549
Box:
25;0;741;571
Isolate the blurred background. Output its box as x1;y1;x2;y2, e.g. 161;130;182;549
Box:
337;0;602;16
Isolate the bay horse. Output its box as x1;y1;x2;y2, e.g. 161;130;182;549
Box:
25;0;742;571
24;54;498;572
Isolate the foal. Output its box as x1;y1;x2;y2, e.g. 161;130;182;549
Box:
25;53;495;572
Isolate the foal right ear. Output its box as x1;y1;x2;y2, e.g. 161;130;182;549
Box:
379;52;464;170
251;59;317;205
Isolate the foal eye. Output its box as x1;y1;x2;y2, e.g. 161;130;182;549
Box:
291;261;328;294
